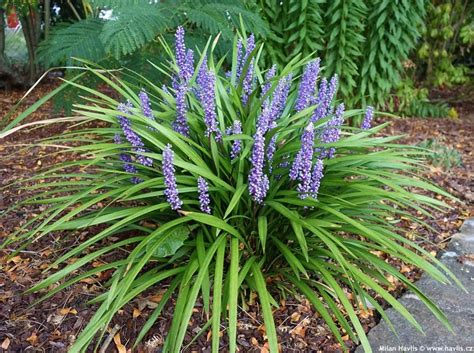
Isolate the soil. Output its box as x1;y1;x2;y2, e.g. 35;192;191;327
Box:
0;81;472;353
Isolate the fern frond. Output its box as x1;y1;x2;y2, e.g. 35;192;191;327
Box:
99;5;175;59
88;0;153;8
37;19;106;66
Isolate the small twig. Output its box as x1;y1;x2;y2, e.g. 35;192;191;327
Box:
2;249;39;254
66;0;82;21
99;324;121;353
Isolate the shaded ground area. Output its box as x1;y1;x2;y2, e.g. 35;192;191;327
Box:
0;82;473;352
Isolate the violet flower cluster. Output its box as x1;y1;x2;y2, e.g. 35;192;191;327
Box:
197;57;221;141
261;65;277;99
162;144;182;211
320;103;345;158
309;159;324;199
114;134;142;184
266;135;277;173
236;35;256;106
361;106;374;129
248;129;269;203
172;26;194;137
197;177;211;214
295;59;321;112
311;74;338;122
256;74;292;133
230;120;242;160
115;101;153;181
290;123;317;199
139;89;154;120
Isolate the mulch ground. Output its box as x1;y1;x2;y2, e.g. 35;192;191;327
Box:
0;81;473;353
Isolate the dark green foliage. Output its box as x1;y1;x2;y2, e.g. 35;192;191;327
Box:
359;0;427;106
324;0;367;99
259;0;326;65
257;0;428;107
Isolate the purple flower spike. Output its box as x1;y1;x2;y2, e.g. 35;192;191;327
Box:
172;83;190;137
310;159;324;199
197;57;221;141
197;177;211;214
175;27;186;71
235;39;243;80
118;102;142;147
241;58;255;106
361;106;374;129
311;78;328;122
139;89;153;120
114;133;122;144
270;74;292;126
119;153;136;174
119;153;142;183
266;134;277;173
230;120;242;160
249;129;269;204
261;65;277;98
256;74;292;133
290;122;315;182
184;49;195;82
295;59;321;112
320;103;345;159
237;34;256;105
294;123;315;198
117;102;153;168
162;144;182;211
175;27;194;82
172;27;194;136
321;103;345;144
135;147;153;167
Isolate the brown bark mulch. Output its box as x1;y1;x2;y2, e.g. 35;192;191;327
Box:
0;82;472;352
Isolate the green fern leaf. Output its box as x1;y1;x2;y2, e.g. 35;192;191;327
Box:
37;19;106;67
99;5;174;59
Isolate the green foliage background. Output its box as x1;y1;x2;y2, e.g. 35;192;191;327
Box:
258;0;428;107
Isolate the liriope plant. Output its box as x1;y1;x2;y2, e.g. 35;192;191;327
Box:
2;28;462;352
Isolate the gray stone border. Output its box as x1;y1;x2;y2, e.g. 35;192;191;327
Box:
355;218;474;353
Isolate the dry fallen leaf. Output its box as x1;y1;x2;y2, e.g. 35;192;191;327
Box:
1;337;10;349
26;332;38;345
290;312;301;322
149;291;165;303
113;333;127;353
251;337;259;346
59;307;77;315
133;308;141;318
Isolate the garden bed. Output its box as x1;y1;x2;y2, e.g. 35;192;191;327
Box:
0;83;472;352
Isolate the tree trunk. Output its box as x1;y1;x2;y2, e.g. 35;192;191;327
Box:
44;0;51;39
18;4;42;85
0;7;5;60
